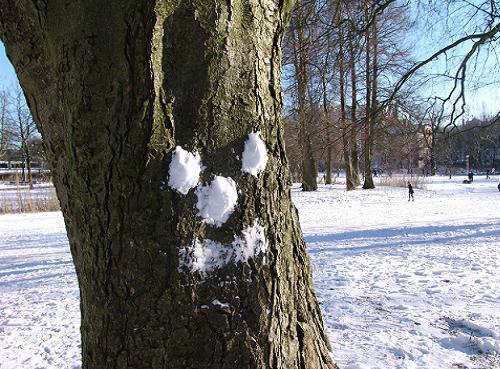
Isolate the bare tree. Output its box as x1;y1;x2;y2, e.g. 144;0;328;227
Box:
347;4;361;187
390;1;500;131
336;2;356;190
0;89;10;160
9;86;38;187
362;1;376;188
286;0;320;191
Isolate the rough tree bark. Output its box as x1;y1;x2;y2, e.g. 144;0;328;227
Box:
0;1;336;368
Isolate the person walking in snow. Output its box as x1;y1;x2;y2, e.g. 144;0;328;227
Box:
408;182;414;201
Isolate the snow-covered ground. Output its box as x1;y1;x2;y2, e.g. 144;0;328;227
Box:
0;176;499;368
295;176;500;369
0;213;80;369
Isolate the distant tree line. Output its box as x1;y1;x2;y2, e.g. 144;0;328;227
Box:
0;85;44;186
432;117;500;177
281;0;500;190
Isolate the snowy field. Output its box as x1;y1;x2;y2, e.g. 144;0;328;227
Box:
0;176;499;368
295;176;500;369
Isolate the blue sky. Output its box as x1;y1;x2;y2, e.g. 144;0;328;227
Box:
0;42;18;88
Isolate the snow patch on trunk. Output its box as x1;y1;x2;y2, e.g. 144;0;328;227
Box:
211;299;230;309
196;176;238;226
232;220;268;264
241;132;268;177
178;220;268;276
168;146;202;195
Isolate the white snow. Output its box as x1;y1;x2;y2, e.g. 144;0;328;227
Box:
241;132;268;177
1;175;500;369
211;299;230;309
178;220;268;276
0;212;80;369
179;238;227;275
196;176;238;226
232;220;268;264
167;146;202;195
293;175;500;369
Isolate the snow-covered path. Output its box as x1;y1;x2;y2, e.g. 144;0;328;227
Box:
0;176;499;368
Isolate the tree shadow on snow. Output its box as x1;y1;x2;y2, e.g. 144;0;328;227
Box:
305;222;500;255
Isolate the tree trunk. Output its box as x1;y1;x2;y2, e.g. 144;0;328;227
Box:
348;25;360;187
322;74;332;185
21;160;25;183
362;4;375;190
301;137;318;191
429;128;436;176
0;93;7;158
0;2;336;369
338;18;355;191
291;3;317;192
25;146;33;189
370;11;379;177
326;150;332;184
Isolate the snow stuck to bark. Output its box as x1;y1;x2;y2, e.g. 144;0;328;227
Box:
196;176;238;226
178;220;268;276
168;146;202;195
178;238;226;275
211;299;230;309
232;220;268;264
241;132;268;177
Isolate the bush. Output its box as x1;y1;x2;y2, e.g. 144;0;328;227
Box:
0;185;60;214
376;175;426;189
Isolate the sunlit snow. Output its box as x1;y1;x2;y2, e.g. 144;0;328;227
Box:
1;176;500;369
167;146;202;195
178;220;268;276
241;132;268;177
196;176;238;226
211;299;230;309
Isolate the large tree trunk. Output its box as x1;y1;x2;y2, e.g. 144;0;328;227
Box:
0;2;336;369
